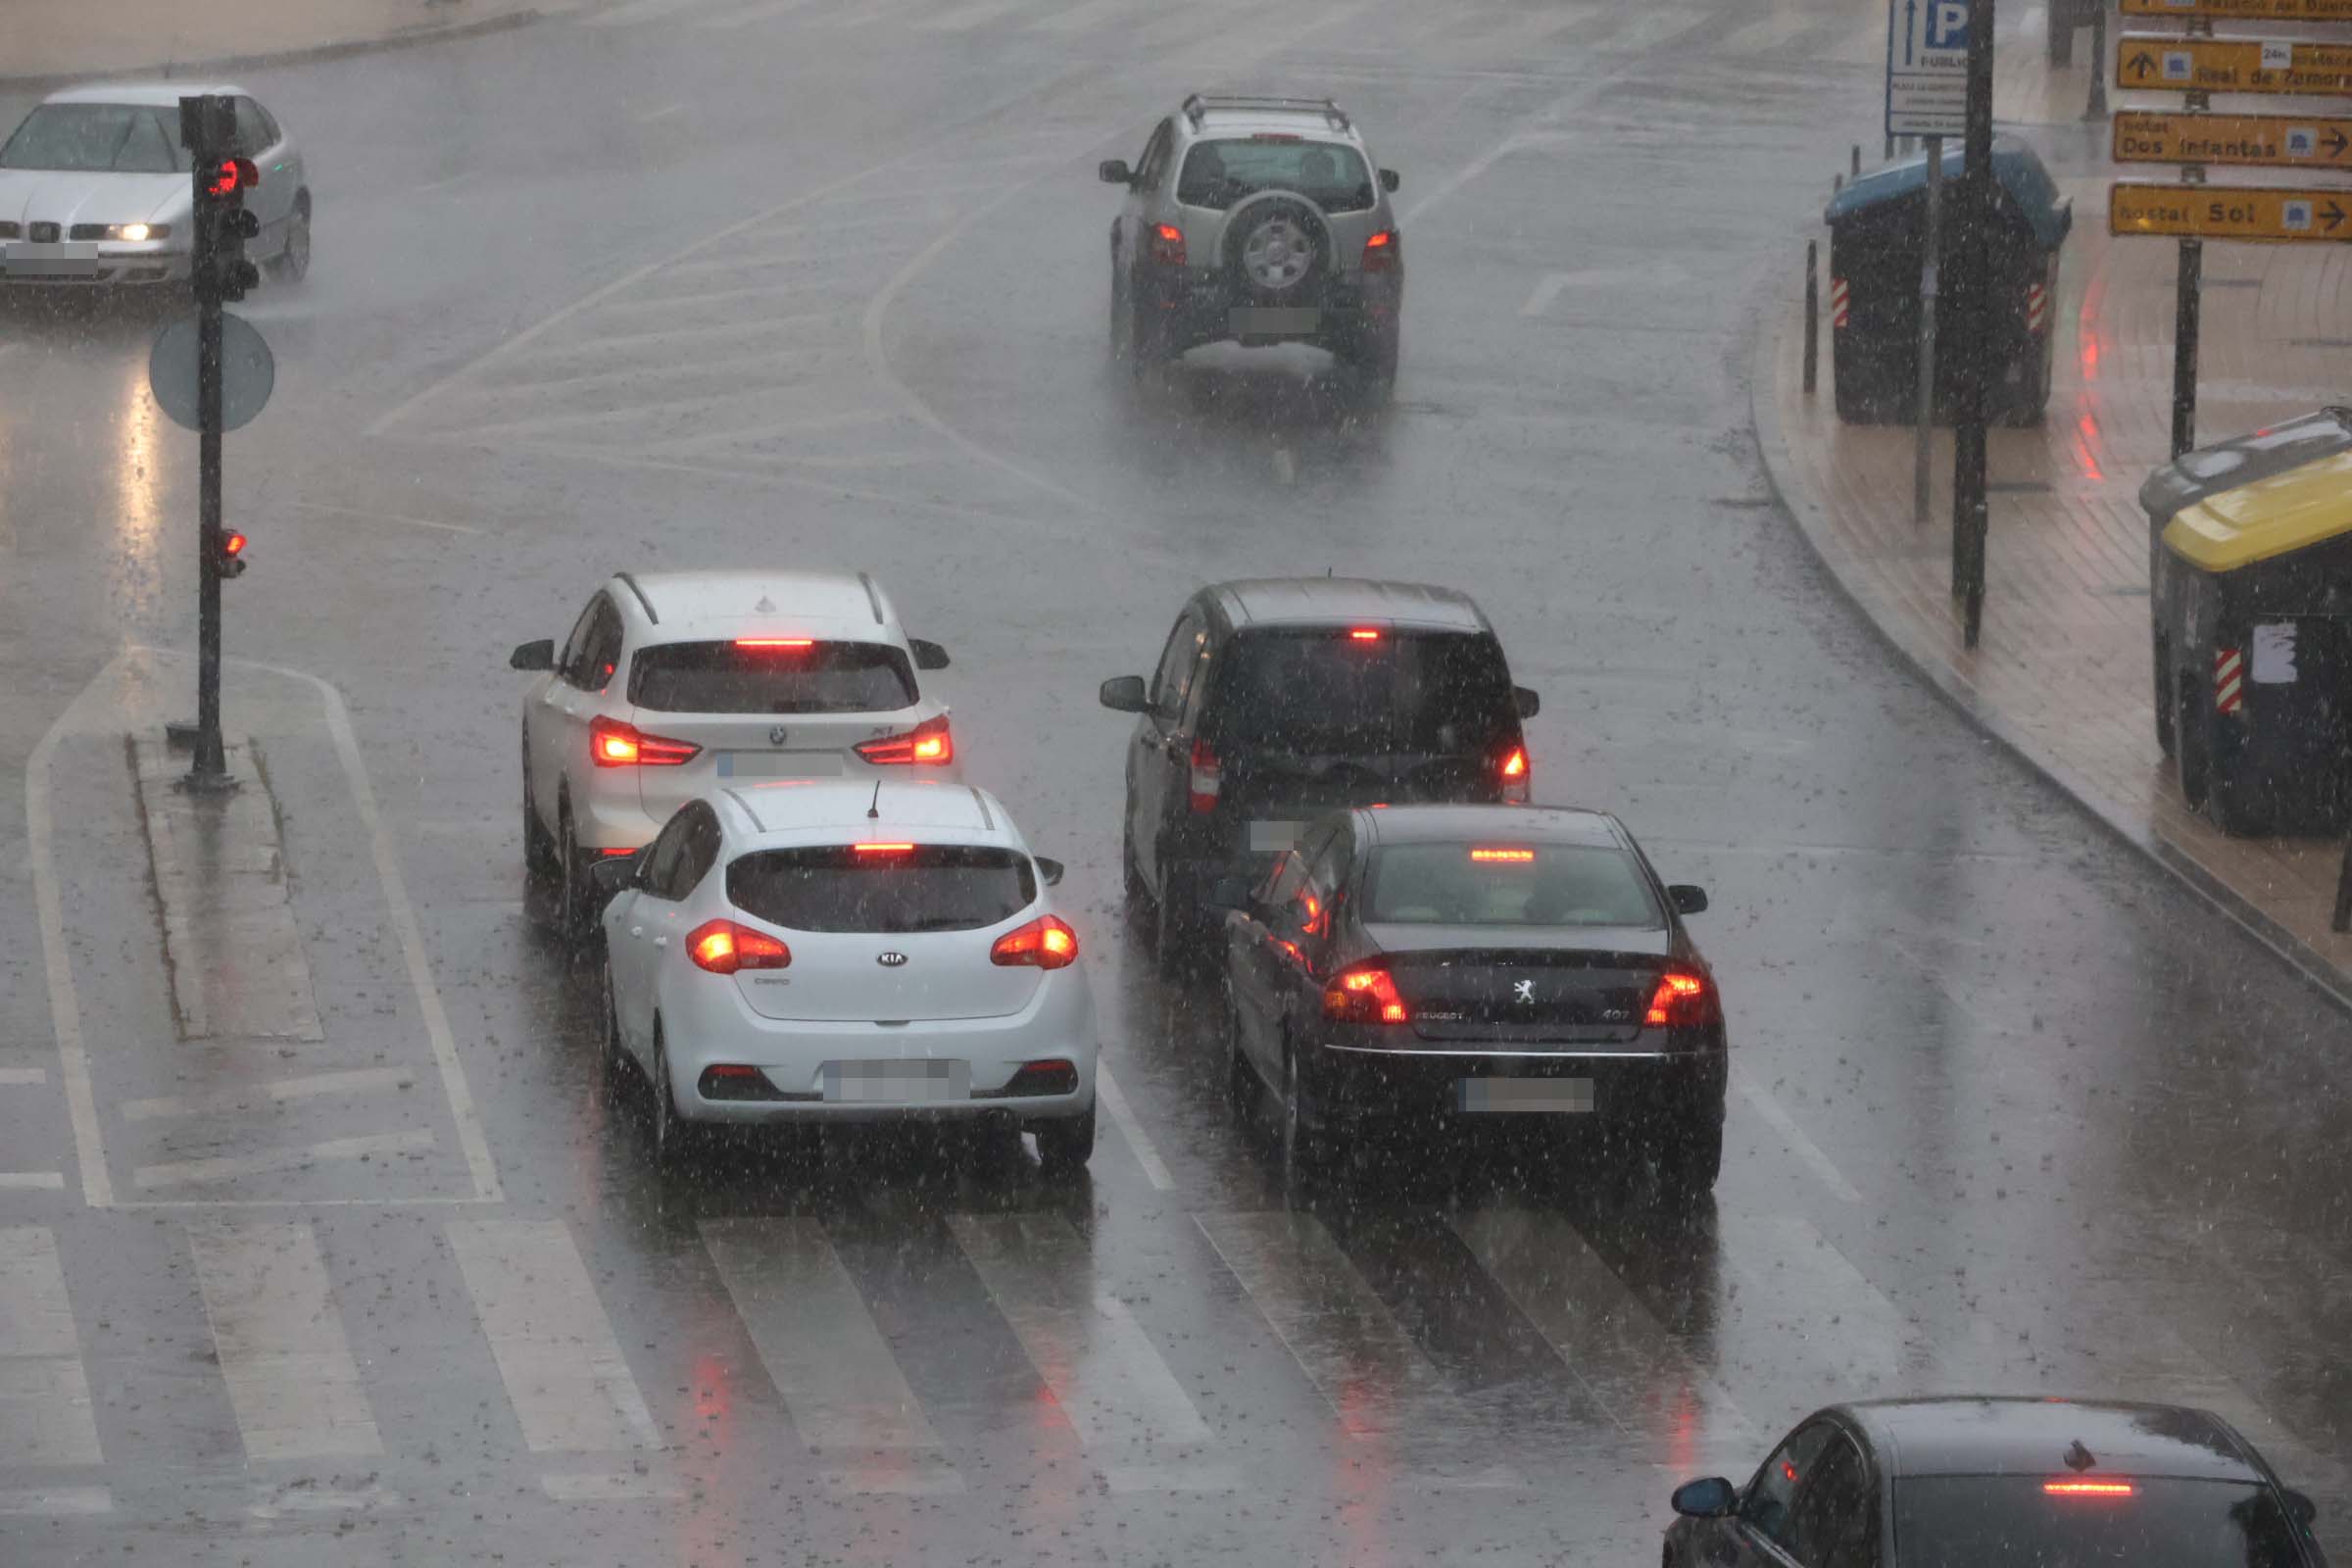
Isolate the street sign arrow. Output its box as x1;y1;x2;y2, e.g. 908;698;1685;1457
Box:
2116;33;2352;94
2113;108;2352;168
2111;181;2352;241
2326;199;2347;230
2327;127;2350;157
2128;48;2159;79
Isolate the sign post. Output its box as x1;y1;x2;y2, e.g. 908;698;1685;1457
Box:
1887;0;1971;533
1948;0;1995;648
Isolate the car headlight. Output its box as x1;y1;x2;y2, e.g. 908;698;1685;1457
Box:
106;222;168;242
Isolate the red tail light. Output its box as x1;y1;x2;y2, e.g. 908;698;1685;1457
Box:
991;914;1079;969
1149;222;1187;268
591;716;701;768
1323;966;1409;1025
1188;736;1221;813
1362;229;1399;273
1643;970;1717;1028
2043;1480;2135;1498
856;715;953;766
686;919;791;974
735;638;812;649
1497;744;1530;805
853;842;915;855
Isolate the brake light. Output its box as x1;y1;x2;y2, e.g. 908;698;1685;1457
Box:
1470;848;1534;862
2043;1480;2135;1498
992;914;1079;969
1188;736;1221;813
1348;627;1381;641
853;842;914;855
735;638;812;649
1362;229;1399;273
856;715;954;766
1323;966;1408;1025
591;716;701;768
1150;222;1187;268
1498;744;1530;805
1643;970;1717;1028
686;919;790;974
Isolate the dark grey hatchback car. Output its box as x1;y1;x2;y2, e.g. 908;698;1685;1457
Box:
1666;1397;2331;1568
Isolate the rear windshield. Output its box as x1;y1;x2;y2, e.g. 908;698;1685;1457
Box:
1177;136;1374;213
1894;1477;2307;1568
628;640;916;714
1363;843;1661;928
1;105;186;173
726;846;1035;934
1212;630;1518;757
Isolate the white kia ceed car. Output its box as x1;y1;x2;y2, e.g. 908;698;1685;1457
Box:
592;778;1098;1171
514;569;957;938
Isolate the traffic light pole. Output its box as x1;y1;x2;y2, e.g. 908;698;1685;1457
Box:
191;277;228;786
1948;0;1995;649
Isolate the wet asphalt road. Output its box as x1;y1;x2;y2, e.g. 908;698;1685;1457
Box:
1;1;2349;1562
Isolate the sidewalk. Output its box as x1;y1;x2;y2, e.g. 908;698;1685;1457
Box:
1755;32;2352;1001
1;0;557;87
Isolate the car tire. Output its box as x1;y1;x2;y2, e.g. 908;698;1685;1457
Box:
556;803;590;948
1279;1042;1326;1189
1653;1110;1724;1195
522;739;556;879
1350;319;1399;395
1122;817;1150;909
1153;873;1200;977
1036;1102;1096;1173
1224;983;1255;1107
269;198;311;283
599;956;628;1091
1225;195;1326;303
650;1026;693;1171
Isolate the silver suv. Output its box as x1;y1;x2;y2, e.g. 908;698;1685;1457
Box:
1099;94;1403;389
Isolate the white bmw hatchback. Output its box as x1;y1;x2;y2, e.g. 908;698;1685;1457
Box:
593;778;1098;1170
514;569;958;938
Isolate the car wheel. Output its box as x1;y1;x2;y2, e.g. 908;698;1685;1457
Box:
1280;1043;1325;1188
1653;1111;1724;1195
1227;196;1325;302
522;738;556;878
599;956;628;1090
1109;260;1131;365
2176;681;2210;808
269;199;311;283
650;1026;693;1171
1350;319;1399;396
1153;875;1199;977
1224;983;1255;1107
557;804;588;946
1036;1102;1096;1173
1121;817;1150;909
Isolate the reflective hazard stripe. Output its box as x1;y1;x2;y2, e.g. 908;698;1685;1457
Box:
1829;277;1850;328
2215;647;2244;712
2026;281;2049;334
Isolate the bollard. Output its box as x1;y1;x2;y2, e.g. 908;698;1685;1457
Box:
2334;836;2352;933
1833;172;1843;193
2083;0;2110;120
1884;131;1894;160
1850;143;1862;176
1803;240;1819;395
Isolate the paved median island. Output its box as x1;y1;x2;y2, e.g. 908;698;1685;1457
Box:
2;0;557;87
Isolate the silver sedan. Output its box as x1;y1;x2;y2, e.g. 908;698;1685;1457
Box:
0;81;311;290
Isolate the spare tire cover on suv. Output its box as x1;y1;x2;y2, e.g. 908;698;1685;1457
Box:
1225;194;1327;301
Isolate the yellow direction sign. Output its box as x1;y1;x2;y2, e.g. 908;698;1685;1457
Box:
2117;34;2352;93
2123;0;2352;18
2110;181;2352;239
2114;108;2352;167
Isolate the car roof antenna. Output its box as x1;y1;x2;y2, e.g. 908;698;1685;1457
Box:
866;779;882;820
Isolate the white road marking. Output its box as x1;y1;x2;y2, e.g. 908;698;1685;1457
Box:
699;1219;956;1468
540;1470;683;1501
920;0;1033;28
26;662;118;1206
629;407;902;458
1193;1211;1463;1441
122;1066;416;1123
0;1068;46;1086
1734;1069;1864;1203
446;1220;663;1454
0;1173;66;1191
950;1214;1219;1474
293;499;480;535
0;1227;105;1467
468;346;813;404
249;1480;404;1517
698;0;824;26
633;103;687;123
1716;1212;1911;1396
0;1486;113;1515
408;171;472;196
188;1223;383;1460
579;0;708;24
133;1128;437;1191
1091;1064;1172;1191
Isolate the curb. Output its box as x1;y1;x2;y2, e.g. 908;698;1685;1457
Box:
1745;286;2352;1017
0;7;549;94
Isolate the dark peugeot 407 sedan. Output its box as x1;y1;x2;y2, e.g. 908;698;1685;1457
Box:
1666;1397;2332;1568
1209;803;1725;1189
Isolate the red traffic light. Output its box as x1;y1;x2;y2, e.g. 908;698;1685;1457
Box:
204;157;259;198
222;531;247;558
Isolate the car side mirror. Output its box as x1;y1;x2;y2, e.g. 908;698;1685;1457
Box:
586;856;638;907
909;637;951;670
2283;1490;2319;1527
1671;1477;1738;1519
1035;857;1064;887
511;638;556;672
1206;876;1251;913
1099;674;1149;713
1514;685;1541;718
1099;158;1134;185
1668;884;1708;915
1380;169;1400;192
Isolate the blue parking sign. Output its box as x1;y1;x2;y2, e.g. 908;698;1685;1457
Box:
1888;0;1970;137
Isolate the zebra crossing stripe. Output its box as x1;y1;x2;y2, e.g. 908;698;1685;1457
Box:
0;1228;103;1468
187;1223;383;1461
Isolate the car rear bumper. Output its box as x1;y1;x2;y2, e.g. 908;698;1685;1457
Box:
1143;270;1400;352
1299;1038;1726;1136
657;962;1099;1126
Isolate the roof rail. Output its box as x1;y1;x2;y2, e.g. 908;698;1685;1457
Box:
1181;93;1349;132
857;569;886;624
614;570;659;624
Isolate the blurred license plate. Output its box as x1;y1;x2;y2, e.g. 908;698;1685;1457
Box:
717;751;843;779
1456;1078;1593;1114
824;1059;970;1103
1229;307;1318;335
1249;819;1307;852
5;242;99;275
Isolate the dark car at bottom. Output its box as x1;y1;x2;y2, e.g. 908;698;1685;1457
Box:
1666;1396;2331;1568
1209;803;1726;1189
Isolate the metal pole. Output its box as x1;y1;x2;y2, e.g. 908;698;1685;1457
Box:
1851;142;1863;176
2333;833;2352;933
1915;135;1944;525
2172;237;2201;458
1803;240;1820;395
2083;0;2110;120
188;156;228;787
1950;0;1995;649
